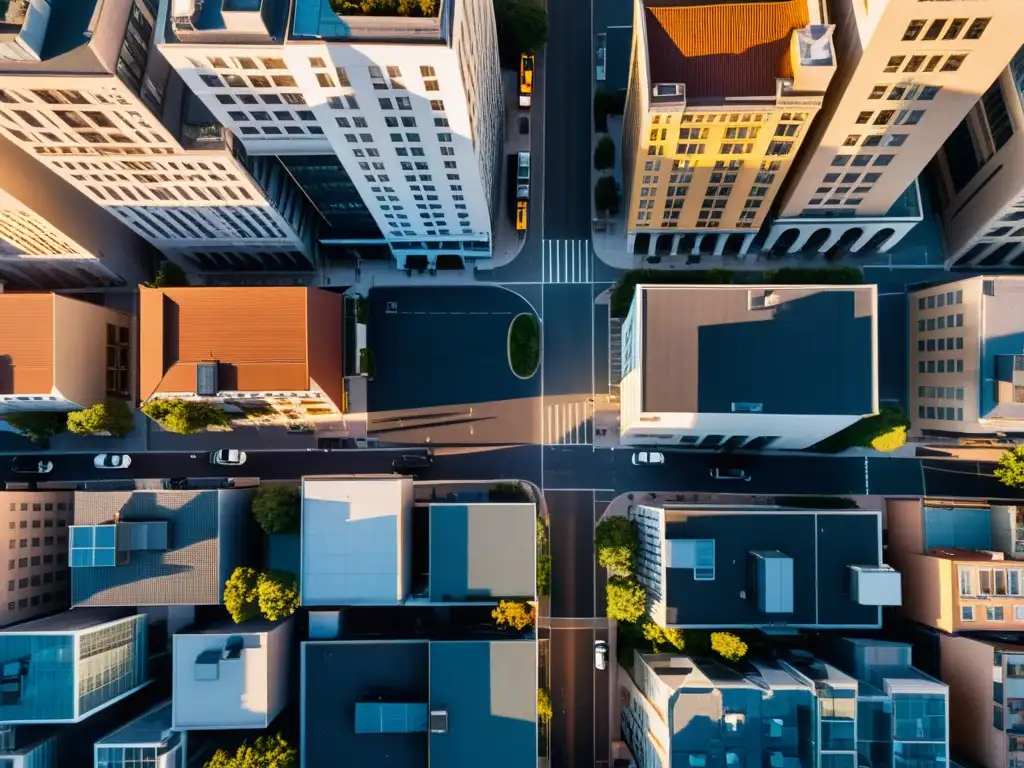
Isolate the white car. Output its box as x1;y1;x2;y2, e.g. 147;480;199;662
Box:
94;454;131;469
631;451;665;466
594;640;609;670
210;449;247;466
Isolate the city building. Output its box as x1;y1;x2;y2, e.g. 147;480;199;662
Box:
0;134;158;290
301;638;536;768
0;609;148;724
887;498;1024;631
632;503;900;629
0;490;73;628
70;488;255;608
0;732;56;768
932;633;1024;768
139;286;345;431
621;0;836;259
907;276;1024;442
0;0;316;276
619;284;878;449
0;293;134;414
621;638;948;768
933;47;1024;270
155;0;504;269
765;0;1024;256
94;701;184;768
301;476;415;606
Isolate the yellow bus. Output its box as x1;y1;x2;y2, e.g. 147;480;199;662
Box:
516;200;528;232
519;54;534;108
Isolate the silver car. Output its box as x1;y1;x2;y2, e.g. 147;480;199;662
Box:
594;640;609;670
94;454;132;469
210;449;247;466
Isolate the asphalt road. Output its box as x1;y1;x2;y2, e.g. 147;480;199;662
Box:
548;491;597;619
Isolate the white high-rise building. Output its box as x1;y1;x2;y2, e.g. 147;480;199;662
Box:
156;0;503;269
0;0;316;277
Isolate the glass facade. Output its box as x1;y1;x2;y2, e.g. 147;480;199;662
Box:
622;297;638;378
279;155;384;241
78;615;147;719
96;743;182;768
0;633;75;721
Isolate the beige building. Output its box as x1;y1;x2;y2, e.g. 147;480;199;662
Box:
887;498;1024;632
766;0;1024;256
0;491;73;628
933;47;1024;270
0;293;135;413
936;633;1024;768
0;0;316;276
908;275;1024;442
621;0;836;259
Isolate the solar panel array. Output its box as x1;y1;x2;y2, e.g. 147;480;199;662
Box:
69;525;118;568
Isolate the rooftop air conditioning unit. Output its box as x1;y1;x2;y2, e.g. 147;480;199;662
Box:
429;709;448;733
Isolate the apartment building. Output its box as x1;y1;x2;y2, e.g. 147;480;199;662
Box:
766;0;1024;256
619;284;878;450
620;0;835;259
0;491;72;628
0;0;316;276
94;701;184;768
156;0;503;269
934;633;1024;768
908;276;1024;442
0;293;134;414
632;503;900;630
887;498;1024;632
0;609;148;724
933;47;1024;270
621;639;948;768
172;617;292;731
139;286;345;431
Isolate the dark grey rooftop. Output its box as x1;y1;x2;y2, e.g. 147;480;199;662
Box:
639;285;876;415
301;639;537;768
302;640;429;768
428;503;535;602
663;508;882;628
71;490;247;607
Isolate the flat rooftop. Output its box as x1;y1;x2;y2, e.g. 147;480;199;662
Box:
302;639;536;768
637;284;876;416
301;477;412;606
642;0;809;100
980;277;1024;419
428;503;535;602
95;701;175;746
662;508;883;627
291;0;451;42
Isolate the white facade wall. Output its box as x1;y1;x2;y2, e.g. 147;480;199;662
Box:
159;0;502;262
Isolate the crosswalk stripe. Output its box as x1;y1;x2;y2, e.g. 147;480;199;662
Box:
544;401;593;445
543;239;592;283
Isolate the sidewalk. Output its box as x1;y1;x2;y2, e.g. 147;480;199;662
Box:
490;70;532;269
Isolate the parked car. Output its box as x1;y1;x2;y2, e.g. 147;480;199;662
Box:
632;451;665;466
392;454;432;476
594;640;609;670
10;458;53;474
710;467;751;481
94;454;132;469
210;449;247;466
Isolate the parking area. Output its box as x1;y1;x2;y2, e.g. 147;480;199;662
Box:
367;286;540;414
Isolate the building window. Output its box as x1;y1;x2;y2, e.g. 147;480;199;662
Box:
965;18;990;40
903;19;925;41
987;606;1005;621
106;324;130;398
961;606;974;621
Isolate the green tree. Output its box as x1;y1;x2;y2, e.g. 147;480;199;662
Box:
144;260;189;288
66;401;135;437
536;516;548;546
493;0;548;68
224;566;260;624
257;570;299;621
204;733;297;768
252;485;301;534
537;687;553;724
711;631;748;662
595;517;638;577
537;554;551;597
142;399;230;434
492;599;536;630
605;576;647;623
4;411;66;445
642;620;684;652
595;176;619;215
996;446;1024;488
594;136;615;171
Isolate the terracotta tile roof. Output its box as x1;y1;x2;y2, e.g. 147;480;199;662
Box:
644;0;808;99
139;287;344;406
0;294;54;396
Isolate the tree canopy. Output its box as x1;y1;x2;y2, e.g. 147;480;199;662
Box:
492;599;536;630
595;176;619;215
224;567;260;624
605;576;647;623
4;411;66;445
537;687;552;724
642;621;684;652
252;485;301;534
595;517;638;577
493;0;547;68
257;570;299;621
145;261;189;288
996;446;1024;489
204;733;296;768
711;631;748;662
67;401;135;437
594;136;615;171
142;399;230;434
